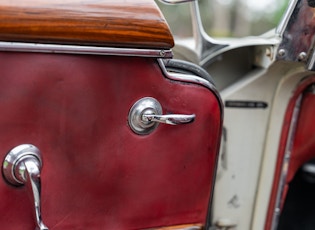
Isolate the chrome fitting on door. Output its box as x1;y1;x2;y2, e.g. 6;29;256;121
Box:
2;144;49;230
128;97;195;135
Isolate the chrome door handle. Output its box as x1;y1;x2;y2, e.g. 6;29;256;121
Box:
142;113;195;125
128;97;195;135
2;144;49;230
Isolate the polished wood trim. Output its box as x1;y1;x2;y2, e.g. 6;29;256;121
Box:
0;0;174;49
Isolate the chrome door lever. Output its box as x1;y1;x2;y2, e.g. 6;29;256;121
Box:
128;97;195;135
2;144;48;230
142;113;195;125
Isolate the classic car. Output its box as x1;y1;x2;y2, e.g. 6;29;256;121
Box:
162;0;315;229
0;0;222;229
1;0;315;229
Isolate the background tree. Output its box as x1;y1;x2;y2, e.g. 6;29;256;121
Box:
156;0;289;37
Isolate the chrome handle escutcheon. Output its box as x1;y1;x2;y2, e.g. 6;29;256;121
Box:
128;97;195;135
2;144;49;230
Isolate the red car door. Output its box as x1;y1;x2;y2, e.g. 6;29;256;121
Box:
0;1;223;229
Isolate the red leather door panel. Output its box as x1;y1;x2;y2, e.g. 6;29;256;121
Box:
266;78;315;229
0;52;222;229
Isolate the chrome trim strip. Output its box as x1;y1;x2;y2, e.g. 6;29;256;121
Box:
307;49;315;70
190;1;228;62
275;0;299;37
157;58;223;113
271;94;302;230
0;42;173;58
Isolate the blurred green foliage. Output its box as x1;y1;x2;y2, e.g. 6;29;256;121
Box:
156;0;290;37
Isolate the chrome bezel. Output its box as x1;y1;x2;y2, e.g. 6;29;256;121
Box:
128;97;163;135
2;144;42;186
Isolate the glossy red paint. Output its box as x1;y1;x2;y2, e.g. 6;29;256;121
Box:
0;52;222;229
265;76;315;230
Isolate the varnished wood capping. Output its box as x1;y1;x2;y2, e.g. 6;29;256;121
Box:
0;0;174;49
